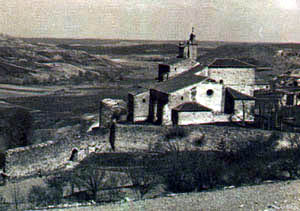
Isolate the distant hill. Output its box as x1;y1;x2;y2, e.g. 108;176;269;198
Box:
197;43;300;81
2;35;300;85
0;35;124;85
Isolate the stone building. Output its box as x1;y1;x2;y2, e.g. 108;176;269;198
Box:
196;58;266;96
225;87;256;123
99;98;127;127
148;74;223;125
126;30;271;126
178;27;198;60
127;86;149;123
128;57;265;125
158;58;198;81
171;102;213;125
273;68;300;88
254;88;300;130
158;28;199;82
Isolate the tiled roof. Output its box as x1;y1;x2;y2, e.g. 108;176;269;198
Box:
153;75;209;93
173;102;212;112
160;58;198;66
128;86;149;96
208;58;256;68
184;64;205;75
226;87;255;100
254;89;283;99
238;57;271;68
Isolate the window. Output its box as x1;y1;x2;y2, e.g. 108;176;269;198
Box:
142;99;146;103
206;89;214;96
219;80;223;84
286;94;294;106
181;96;184;100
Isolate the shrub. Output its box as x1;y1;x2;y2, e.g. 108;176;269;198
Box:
127;168;159;199
0;194;8;211
45;175;69;194
164;127;188;141
69;165;106;202
192;135;206;147
28;185;62;207
7;108;33;149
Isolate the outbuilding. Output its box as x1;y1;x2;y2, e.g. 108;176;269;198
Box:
172;102;213;125
127;86;150;123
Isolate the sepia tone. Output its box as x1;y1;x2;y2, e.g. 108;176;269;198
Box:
1;1;300;210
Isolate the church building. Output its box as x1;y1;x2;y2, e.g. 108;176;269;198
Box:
127;28;268;126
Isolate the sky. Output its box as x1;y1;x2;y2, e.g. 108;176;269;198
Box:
0;0;300;42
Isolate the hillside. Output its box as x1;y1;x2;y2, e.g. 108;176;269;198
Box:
65;180;300;211
0;34;124;85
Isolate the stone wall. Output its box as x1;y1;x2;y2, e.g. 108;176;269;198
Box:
99;98;127;127
4;123;299;179
113;124;298;153
168;60;199;79
195;83;224;112
208;68;256;86
132;92;149;122
5;130;110;178
233;100;255;122
114;124;165;151
176;111;214;125
160;82;224;125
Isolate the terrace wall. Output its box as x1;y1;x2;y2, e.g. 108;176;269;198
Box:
5;129;110;178
4;124;299;179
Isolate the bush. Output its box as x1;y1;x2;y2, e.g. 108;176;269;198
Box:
193;135;206;147
127;168;159;199
28;185;62;207
6;108;33;149
45;175;69;194
164;127;188;141
0;194;8;211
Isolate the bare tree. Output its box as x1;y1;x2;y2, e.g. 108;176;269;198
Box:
70;165;106;201
10;183;25;210
127;168;157;199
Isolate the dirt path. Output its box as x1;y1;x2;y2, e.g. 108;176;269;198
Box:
56;180;300;211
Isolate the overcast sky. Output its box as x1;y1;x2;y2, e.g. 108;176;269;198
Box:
0;0;300;42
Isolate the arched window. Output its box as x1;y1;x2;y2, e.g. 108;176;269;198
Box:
219;80;223;84
142;99;146;103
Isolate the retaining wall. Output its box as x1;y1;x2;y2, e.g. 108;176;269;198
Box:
5;129;110;178
4;124;299;179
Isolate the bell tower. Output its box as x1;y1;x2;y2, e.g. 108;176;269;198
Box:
187;27;198;60
177;27;198;60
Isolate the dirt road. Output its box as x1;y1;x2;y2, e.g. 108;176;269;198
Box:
57;180;300;211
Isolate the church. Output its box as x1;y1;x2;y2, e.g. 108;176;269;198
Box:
127;29;269;125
